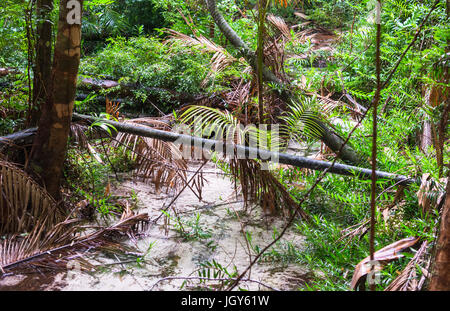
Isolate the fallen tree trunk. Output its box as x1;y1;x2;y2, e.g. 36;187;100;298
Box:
1;115;414;184
78;78;205;104
0;128;37;148
205;0;362;165
72;113;415;185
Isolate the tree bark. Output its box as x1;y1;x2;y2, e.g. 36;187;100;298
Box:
29;0;83;200
430;179;450;290
204;0;362;164
31;0;54;125
257;0;267;124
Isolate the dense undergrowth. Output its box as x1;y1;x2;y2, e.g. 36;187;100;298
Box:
0;0;448;290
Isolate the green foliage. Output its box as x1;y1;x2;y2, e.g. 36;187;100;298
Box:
288;170;440;290
64;141;134;201
83;0;167;42
336;0;447;97
162;211;214;241
79;36;214;110
303;0;359;29
0;1;28;67
0;73;29;135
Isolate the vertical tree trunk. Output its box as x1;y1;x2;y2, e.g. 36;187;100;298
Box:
430;179;450;290
209;20;215;39
31;0;54;125
257;0;267;124
429;1;450;289
29;0;83;200
420;88;433;154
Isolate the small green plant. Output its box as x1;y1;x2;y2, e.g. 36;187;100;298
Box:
185;259;238;290
162;211;213;241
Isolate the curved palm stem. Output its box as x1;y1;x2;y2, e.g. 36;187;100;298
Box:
204;0;362;164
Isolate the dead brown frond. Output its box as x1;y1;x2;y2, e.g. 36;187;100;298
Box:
69;123;104;164
230;157;309;220
165;29;247;86
417;173;447;215
338;218;370;248
385;241;431;291
0;209;149;275
0;161;66;235
114;118;188;193
267;14;292;40
350;236;421;290
106;98;121;119
70;123;89;149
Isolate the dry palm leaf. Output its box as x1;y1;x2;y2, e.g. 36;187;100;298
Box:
165;29;247;86
106;98;120;120
338;218;370;248
70;123;89;149
294;12;310;20
230;157;309;219
0;208;149;275
0;161;65;235
417;174;447;215
70;123;104;164
385;241;430;291
350;236;420;290
113;118;188;193
267;14;292;40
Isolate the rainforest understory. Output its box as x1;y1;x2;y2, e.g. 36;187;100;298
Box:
0;0;449;291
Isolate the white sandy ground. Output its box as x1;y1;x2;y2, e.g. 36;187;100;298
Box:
0;160;313;291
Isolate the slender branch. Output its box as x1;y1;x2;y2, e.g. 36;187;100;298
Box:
149;276;281;291
369;0;383;292
152;161;208;224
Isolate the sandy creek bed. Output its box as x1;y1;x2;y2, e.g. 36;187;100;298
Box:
0;161;312;291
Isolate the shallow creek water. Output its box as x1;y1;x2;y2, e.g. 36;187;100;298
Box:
0;161;312;291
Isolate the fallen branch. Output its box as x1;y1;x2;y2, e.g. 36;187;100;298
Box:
77;78;206;105
0;128;37;149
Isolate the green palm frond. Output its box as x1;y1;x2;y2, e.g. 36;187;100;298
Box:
180;105;308;217
280;96;324;143
83;6;131;38
180;105;285;151
181;105;243;144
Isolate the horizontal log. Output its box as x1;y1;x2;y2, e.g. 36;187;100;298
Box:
0;128;37;148
1;115;415;184
72;113;417;185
